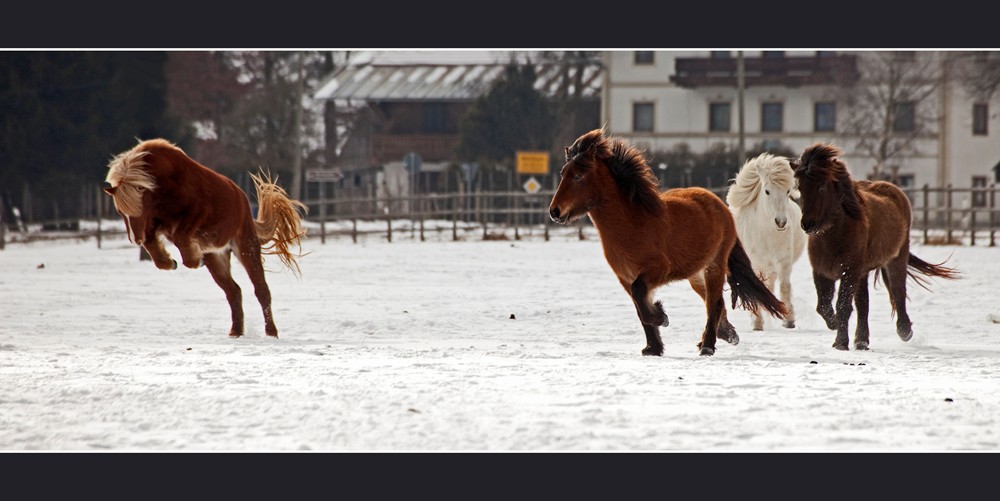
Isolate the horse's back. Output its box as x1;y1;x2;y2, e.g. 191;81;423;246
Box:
660;186;736;248
136;140;252;242
857;180;912;263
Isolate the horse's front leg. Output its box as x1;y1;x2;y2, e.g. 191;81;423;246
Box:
832;273;859;351
779;267;796;329
628;277;668;356
813;272;837;330
852;272;871;350
171;234;206;269
140;232;177;271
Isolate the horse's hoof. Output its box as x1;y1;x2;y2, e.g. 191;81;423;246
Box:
641;345;663;356
718;323;739;345
699;346;715;356
228;332;243;338
782;320;796;329
832;341;849;351
854;341;870;351
171;259;178;270
897;325;913;342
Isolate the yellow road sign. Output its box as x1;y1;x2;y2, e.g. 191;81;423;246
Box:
516;151;549;174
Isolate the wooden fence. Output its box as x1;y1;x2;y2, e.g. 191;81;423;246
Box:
2;184;999;248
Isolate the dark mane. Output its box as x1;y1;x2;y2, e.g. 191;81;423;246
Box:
568;129;661;214
794;142;863;219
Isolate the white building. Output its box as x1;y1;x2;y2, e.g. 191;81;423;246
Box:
601;50;1000;206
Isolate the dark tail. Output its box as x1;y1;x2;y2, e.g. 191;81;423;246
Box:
726;238;788;319
906;253;960;290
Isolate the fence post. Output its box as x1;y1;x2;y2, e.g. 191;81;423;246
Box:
970;207;977;246
922;184;929;245
319;182;327;245
419;196;425;242
990;183;996;247
352;218;357;244
514;192;521;241
946;184;953;244
452;193;458;241
95;186;102;249
0;194;5;251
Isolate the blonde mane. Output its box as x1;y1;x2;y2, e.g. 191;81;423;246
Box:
726;152;798;209
105;143;158;217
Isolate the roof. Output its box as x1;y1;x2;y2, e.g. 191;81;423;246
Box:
314;50;603;102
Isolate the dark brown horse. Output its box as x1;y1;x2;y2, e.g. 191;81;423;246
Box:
548;129;787;356
103;138;308;338
791;143;959;351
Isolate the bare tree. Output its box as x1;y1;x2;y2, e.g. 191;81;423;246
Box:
838;51;943;181
955;50;1000;102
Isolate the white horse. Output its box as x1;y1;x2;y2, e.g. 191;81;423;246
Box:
726;153;806;330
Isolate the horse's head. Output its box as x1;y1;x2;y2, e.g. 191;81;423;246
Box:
730;153;799;231
792;143;861;235
104;145;157;244
549;129;608;224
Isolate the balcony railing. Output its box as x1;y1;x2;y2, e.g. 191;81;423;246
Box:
372;134;460;163
672;55;860;88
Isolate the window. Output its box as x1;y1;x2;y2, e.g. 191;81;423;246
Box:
634;51;654;65
761;102;783;132
633;102;654;132
972;176;988;208
762;51;784;58
973;103;989;135
816;51;835;57
893;101;916;132
711;51;731;59
710;102;731;132
423;103;445;132
815;102;836;131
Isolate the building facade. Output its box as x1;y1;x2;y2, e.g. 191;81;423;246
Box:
601;50;1000;206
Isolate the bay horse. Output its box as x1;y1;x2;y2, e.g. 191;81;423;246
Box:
726;152;806;331
791;143;959;351
548;129;788;356
103;138;308;338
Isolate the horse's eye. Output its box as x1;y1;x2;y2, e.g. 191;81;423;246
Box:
573;174;584;182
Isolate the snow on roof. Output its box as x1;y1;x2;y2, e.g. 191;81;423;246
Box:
314;50;603;102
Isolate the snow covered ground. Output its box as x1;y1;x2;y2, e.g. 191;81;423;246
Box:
1;222;998;451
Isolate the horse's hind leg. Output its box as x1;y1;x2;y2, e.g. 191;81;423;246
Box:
628;277;667;356
853;272;871;350
234;241;278;338
203;250;244;338
752;274;776;331
884;252;913;341
688;272;738;346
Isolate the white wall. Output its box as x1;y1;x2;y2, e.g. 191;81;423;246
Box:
603;50;1000;190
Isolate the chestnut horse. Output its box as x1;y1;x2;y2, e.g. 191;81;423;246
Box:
548;129;787;356
104;138;308;338
792;143;959;351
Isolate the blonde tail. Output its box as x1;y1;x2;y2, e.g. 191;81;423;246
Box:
250;170;308;276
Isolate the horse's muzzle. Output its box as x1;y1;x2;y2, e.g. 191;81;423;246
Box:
549;207;568;224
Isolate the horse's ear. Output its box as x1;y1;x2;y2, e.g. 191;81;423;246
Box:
837;174;863;219
564;146;571;161
103;185;116;196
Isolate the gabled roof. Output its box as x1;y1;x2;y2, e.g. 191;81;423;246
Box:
314;50;603;103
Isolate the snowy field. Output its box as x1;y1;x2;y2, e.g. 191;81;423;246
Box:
1;222;999;452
